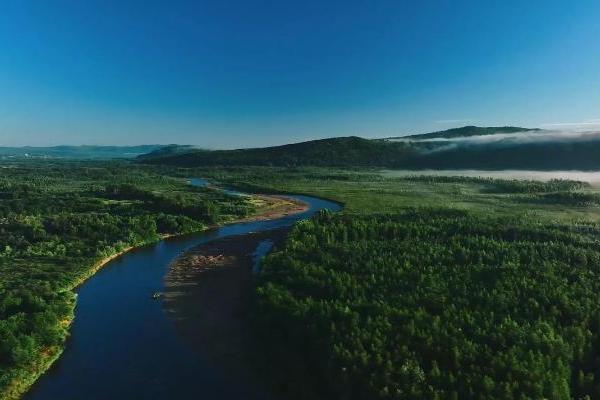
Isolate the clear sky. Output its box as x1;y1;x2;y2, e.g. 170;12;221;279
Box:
1;0;599;148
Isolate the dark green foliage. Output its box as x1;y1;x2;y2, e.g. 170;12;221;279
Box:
103;183;222;223
483;178;588;193
255;210;600;399
529;192;600;207
399;176;589;193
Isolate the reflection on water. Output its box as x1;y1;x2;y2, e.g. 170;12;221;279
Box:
381;169;600;184
252;239;275;274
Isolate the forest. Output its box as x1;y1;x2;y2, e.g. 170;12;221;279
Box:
182;166;600;399
0;161;253;399
255;209;600;399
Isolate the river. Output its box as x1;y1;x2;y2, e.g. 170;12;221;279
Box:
24;180;341;400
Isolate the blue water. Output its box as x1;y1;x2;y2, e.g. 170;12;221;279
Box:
25;183;341;400
252;239;275;274
190;177;249;197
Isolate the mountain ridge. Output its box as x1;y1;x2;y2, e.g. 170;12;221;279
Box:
390;125;542;140
136;126;600;170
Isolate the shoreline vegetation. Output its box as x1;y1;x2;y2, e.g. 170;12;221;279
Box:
0;163;252;400
2;245;135;400
3;235;184;400
2;180;308;400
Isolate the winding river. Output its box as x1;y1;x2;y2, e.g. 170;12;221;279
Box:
24;180;341;400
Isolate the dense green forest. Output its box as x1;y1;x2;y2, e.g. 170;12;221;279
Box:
187;167;600;399
255;209;600;399
0;161;254;399
138;126;600;170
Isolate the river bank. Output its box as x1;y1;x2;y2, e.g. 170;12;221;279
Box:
3;242;162;400
20;180;340;400
240;194;309;222
11;192;308;400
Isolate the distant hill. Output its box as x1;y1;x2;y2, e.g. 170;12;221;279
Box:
139;137;413;167
136;144;198;161
0;145;165;160
138;126;600;170
391;125;541;140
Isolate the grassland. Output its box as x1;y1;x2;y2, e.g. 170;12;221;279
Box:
186;166;600;222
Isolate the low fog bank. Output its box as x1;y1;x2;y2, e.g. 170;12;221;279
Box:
386;129;600;170
390;129;600;153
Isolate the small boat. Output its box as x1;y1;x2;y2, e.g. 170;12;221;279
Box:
151;292;162;300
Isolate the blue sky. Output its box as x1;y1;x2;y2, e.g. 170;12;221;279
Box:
1;0;599;148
